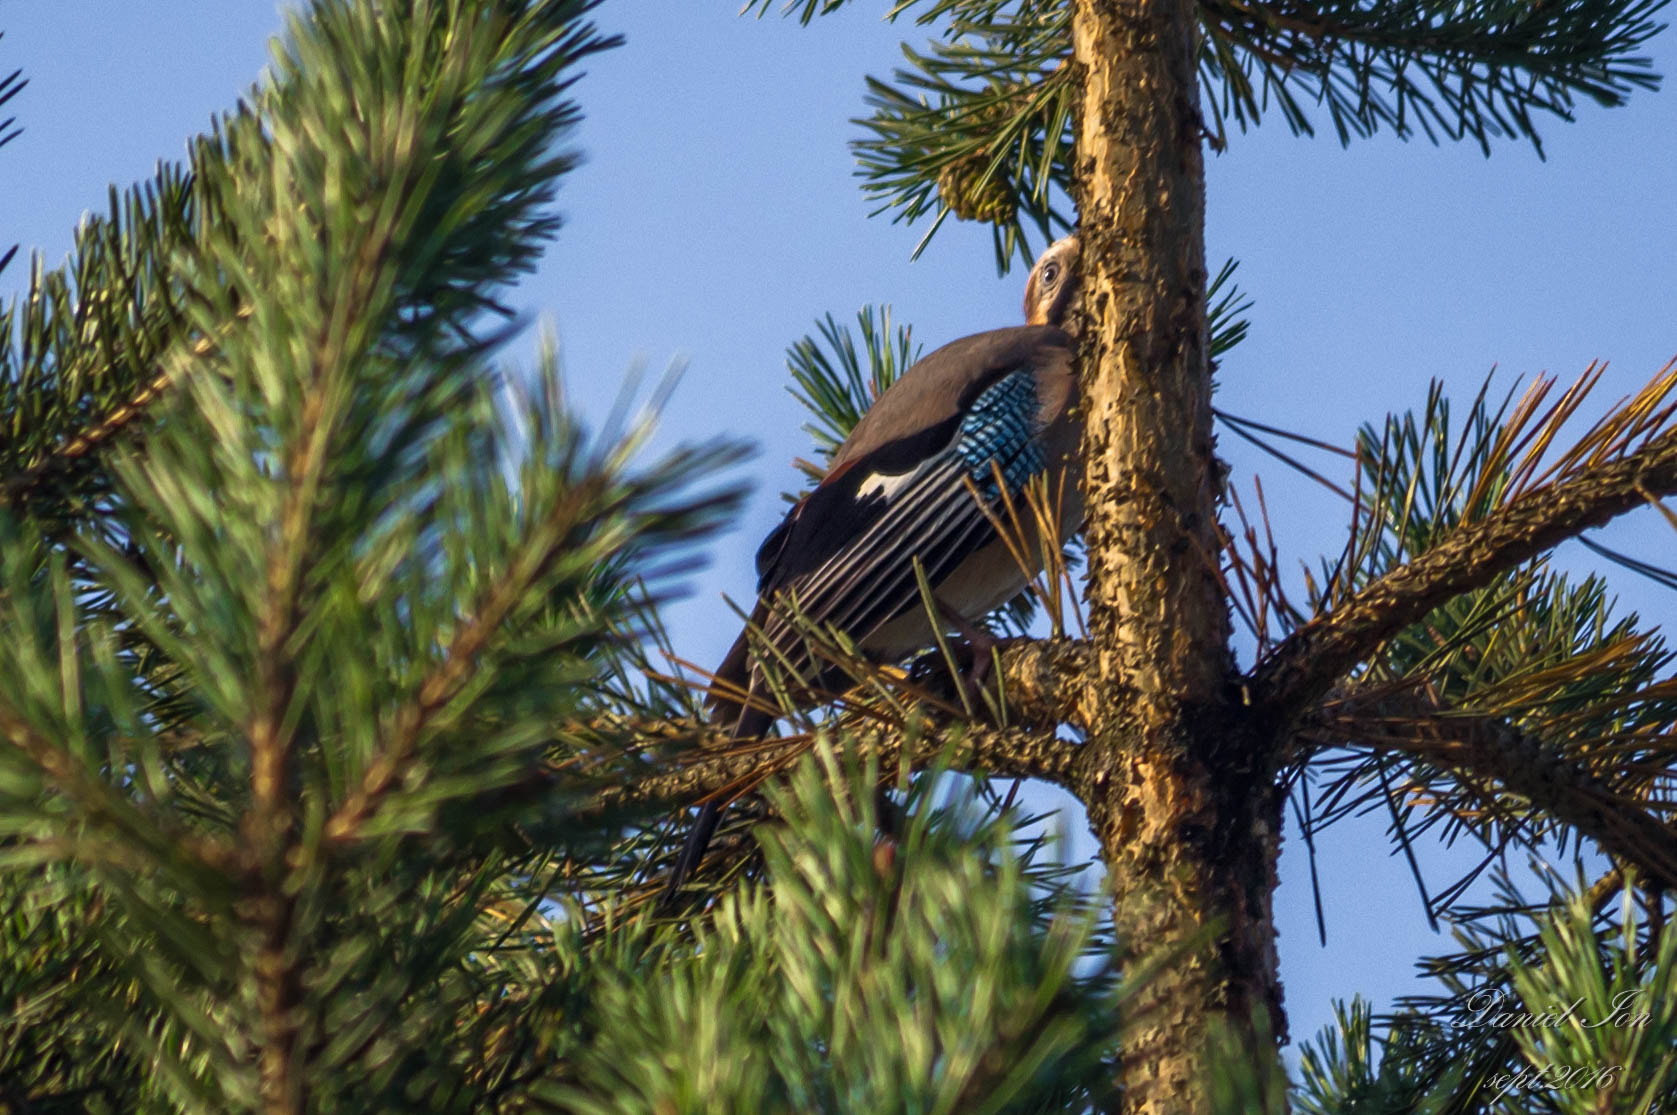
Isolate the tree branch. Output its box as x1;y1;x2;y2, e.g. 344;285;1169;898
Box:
0;307;249;515
987;636;1098;730
156;633;1100;851
323;475;611;848
0;700;244;878
1297;689;1677;891
577;718;1084;820
1252;428;1677;724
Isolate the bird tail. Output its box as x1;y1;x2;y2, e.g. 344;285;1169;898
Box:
664;799;722;906
661;626;774;906
704;622;758;734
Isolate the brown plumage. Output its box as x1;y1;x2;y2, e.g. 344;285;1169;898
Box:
666;236;1082;901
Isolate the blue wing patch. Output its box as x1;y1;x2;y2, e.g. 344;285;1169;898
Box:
957;368;1044;500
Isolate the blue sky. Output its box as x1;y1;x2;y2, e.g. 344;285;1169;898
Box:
4;1;1675;1058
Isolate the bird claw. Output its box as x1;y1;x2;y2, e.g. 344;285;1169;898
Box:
901;603;1002;716
932;594;1000;710
957;640;994;708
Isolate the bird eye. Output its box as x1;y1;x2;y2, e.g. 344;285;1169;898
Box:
1041;262;1060;285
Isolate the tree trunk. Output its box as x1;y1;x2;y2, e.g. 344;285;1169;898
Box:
1069;1;1285;1110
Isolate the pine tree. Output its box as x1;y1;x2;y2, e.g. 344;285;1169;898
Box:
2;1;1675;1114
0;2;1117;1111
727;0;1673;1111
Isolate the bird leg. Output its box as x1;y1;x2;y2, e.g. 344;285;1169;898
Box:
932;593;999;709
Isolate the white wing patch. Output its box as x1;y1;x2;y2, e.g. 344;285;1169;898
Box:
855;467;920;502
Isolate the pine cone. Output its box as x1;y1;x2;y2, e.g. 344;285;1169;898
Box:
937;152;1017;225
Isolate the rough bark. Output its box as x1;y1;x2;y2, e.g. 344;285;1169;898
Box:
1069;1;1284;1110
578;718;1084;819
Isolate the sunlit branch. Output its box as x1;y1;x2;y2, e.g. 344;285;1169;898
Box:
1253;420;1677;722
575;718;1083;820
1299;689;1677;890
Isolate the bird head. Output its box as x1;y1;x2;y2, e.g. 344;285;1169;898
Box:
1022;234;1081;328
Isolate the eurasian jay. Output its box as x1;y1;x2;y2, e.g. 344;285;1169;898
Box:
665;235;1082;901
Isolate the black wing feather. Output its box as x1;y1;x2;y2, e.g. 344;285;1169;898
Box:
761;455;1000;662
